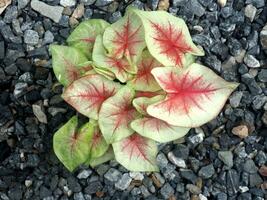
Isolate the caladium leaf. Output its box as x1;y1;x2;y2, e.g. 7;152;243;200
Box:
98;85;138;144
130;50;162;92
132;9;204;67
62;74;121;120
53;116;94;171
80;61;116;80
102;9;146;65
112;134;158;171
88;120;109;159
131;118;189;143
89;147;114;167
50;45;89;86
133;95;165;115
92;35;134;82
67;19;109;58
136;90;166;98
147;64;239;127
131;95;189;142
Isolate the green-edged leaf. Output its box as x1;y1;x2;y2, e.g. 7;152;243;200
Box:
67;19;109;58
89;121;109;158
147;63;239;127
112;134;158;171
92;35;134;82
131;118;189;143
102;9;146;65
132;9;204;67
129;50;162;92
53;116;93;171
133;95;165;115
62;74;121;120
50;45;89;86
89;147;114;167
99;85;138;143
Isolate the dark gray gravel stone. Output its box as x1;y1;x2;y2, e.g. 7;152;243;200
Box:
4;64;17;75
115;173;132;190
18;0;30;9
8;185;23;200
24;30;39;45
0;41;5;60
39;186;52;199
173;144;189;159
243;159;258;173
258;69;267;82
84;181;103;194
218;151;234;168
3;6;18;24
246;0;265;8
104;168;122;182
180;169;198;184
226;169;239;196
249;173;263;187
229;91;243;108
198;164;215;179
244;54;260;68
160;183;174;199
190;0;205;17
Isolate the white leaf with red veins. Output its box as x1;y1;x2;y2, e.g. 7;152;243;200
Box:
132;9;204;68
112;134;158;171
92;35;134;83
103;8;146;65
62;74;121;120
98;86;138;144
131;95;190;143
147;64;239;127
130;50;162;92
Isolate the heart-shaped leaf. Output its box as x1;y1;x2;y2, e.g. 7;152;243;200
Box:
113;134;158;171
129;50;162;92
102;8;146;65
53;116;94;171
92;35;134;82
67;19;109;59
132;9;204;67
89;147;114;167
88;120;109;159
131;95;189;142
50;45;89;86
147;64;239;127
99;85;138;143
62;74;121;120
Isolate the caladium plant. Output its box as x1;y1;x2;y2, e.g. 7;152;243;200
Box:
50;7;239;172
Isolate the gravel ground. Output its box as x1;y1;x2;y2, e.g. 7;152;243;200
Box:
0;0;267;199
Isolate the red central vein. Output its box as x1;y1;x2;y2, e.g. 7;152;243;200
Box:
68;82;116;112
122;134;152;163
157;71;218;115
63;57;79;81
111;16;143;59
135;59;155;84
150;20;192;67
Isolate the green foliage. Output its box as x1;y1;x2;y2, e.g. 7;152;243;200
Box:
50;8;238;172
